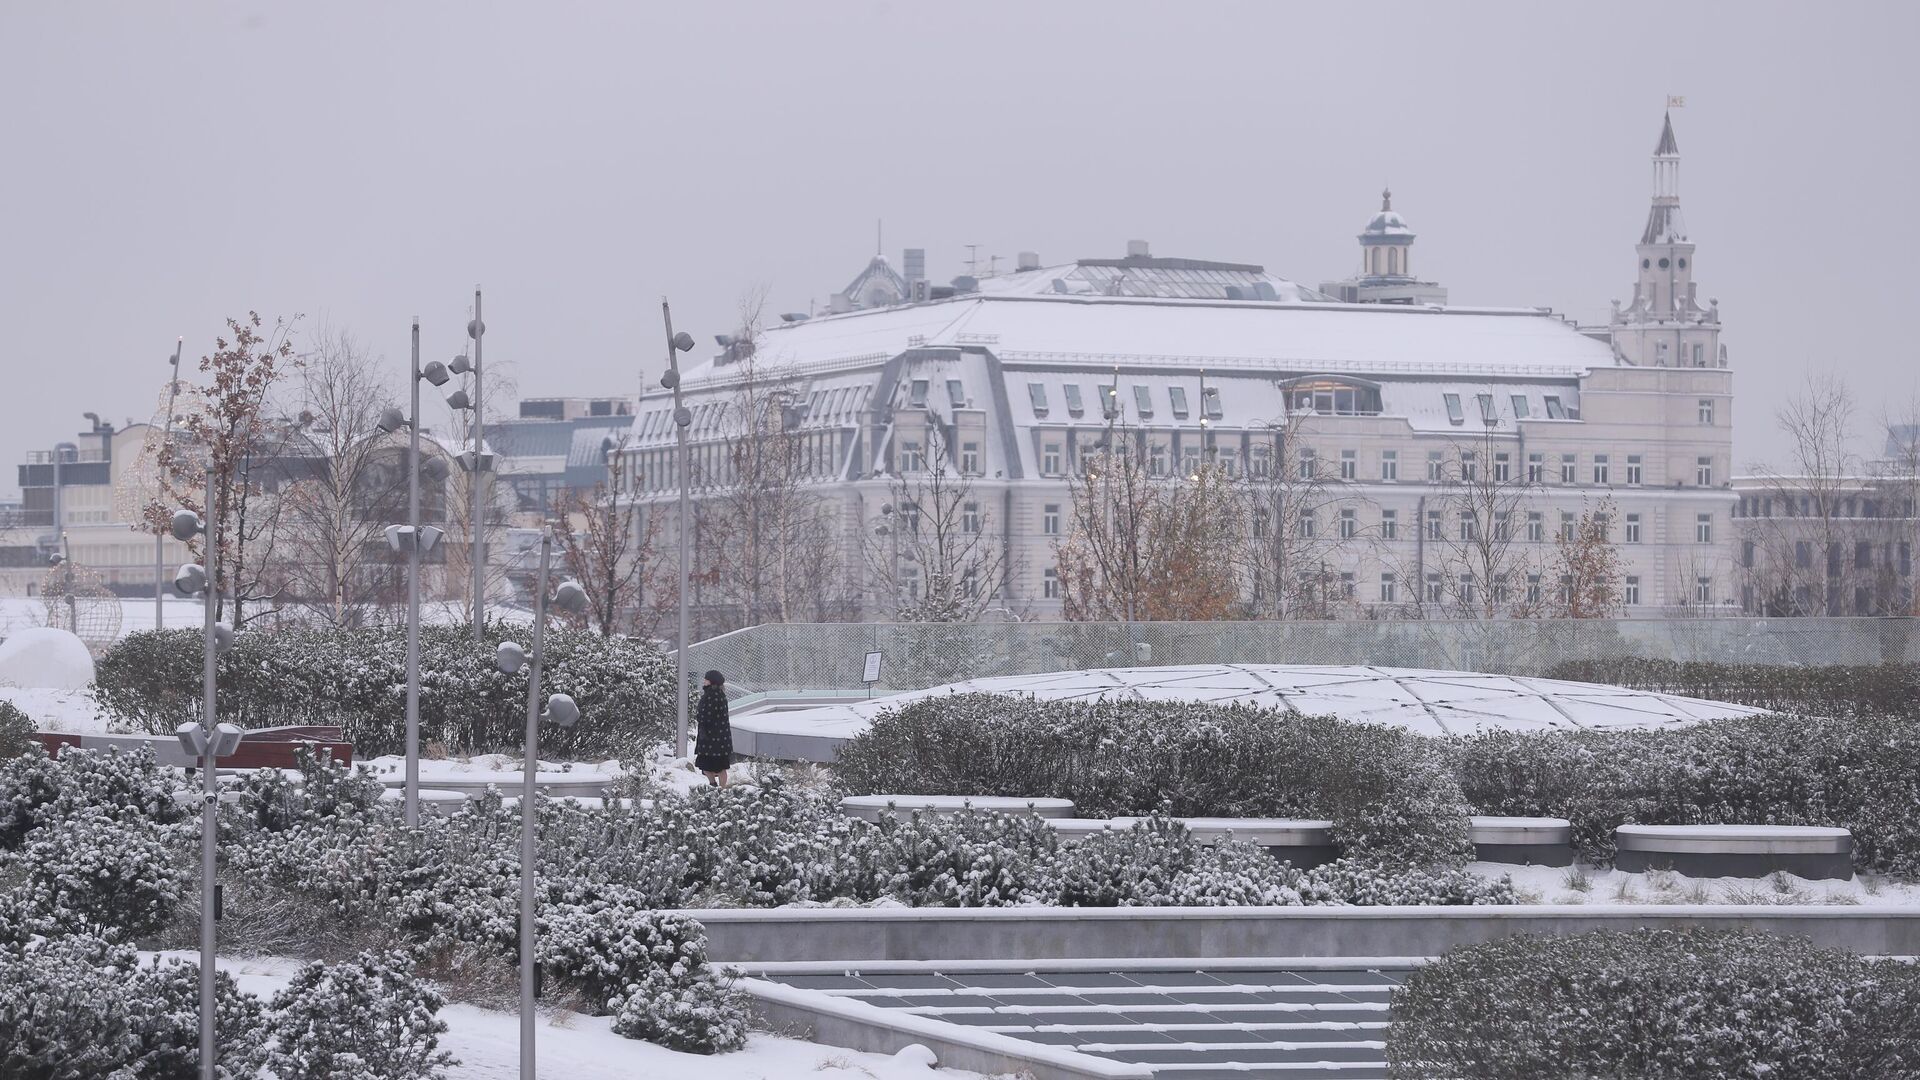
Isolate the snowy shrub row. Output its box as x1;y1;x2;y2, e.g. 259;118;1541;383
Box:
1549;657;1920;719
0;929;451;1080
834;695;1476;866
1387;928;1920;1079
93;623;680;759
1453;710;1920;875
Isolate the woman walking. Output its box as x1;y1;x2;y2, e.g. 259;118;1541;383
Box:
694;669;733;787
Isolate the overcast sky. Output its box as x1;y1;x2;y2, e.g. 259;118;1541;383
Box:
3;1;1917;496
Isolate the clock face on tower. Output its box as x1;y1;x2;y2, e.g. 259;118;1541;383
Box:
1658;257;1670;269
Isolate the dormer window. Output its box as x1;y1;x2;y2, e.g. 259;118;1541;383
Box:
1132;385;1155;419
1063;384;1085;417
1027;383;1049;417
1544;395;1567;420
908;379;929;408
1280;376;1381;416
1443;393;1464;425
1201;387;1223;420
947;379;966;407
1169;387;1190;419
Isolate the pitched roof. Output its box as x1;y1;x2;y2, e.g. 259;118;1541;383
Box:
1655;111;1680;156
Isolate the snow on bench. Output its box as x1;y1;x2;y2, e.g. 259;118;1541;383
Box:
1470;815;1575;867
33;726;353;769
1107;817;1340;868
376;771;615;799
1614;824;1854;881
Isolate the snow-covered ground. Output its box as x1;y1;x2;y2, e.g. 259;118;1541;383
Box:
0;683;119;733
172;954;995;1080
1486;861;1920;907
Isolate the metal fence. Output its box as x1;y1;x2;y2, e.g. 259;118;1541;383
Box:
685;618;1920;700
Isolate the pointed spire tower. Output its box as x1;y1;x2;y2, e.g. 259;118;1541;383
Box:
1611;110;1722;367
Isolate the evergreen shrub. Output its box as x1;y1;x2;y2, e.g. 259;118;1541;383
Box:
93;623;679;759
0;701;34;761
1387;928;1920;1079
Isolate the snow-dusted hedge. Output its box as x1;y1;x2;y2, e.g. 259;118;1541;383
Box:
94;624;679;759
1387;928;1920;1079
1550;657;1920;718
0;701;32;761
263;950;455;1080
1453;711;1920;874
835;695;1476;866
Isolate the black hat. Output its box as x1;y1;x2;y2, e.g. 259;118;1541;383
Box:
704;670;725;687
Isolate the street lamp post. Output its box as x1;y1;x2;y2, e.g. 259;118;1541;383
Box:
156;337;183;631
468;289;486;643
379;319;449;826
659;302;695;758
168;468;242;1080
493;530;586;1080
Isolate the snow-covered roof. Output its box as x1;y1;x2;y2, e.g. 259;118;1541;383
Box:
733;664;1762;746
675;291;1617;389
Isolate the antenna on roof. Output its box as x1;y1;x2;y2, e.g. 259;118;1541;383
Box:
876;218;883;256
965;244;981;277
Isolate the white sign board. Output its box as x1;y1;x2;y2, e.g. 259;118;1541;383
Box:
862;651;884;684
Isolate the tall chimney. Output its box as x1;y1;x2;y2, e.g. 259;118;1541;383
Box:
903;248;926;285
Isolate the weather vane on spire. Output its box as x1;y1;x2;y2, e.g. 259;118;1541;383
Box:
1667;95;1686;109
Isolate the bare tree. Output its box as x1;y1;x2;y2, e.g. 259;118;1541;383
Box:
158;312;303;626
1549;496;1625;617
1742;374;1862;615
274;325;404;626
1420;423;1546;618
555;434;667;636
1239;416;1359;619
694;295;847;631
864;432;1011;622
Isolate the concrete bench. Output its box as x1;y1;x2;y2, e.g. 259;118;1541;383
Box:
1471;816;1575;867
378;771;615;799
1044;818;1122;839
838;795;1076;822
1614;824;1853;880
1108;817;1339;869
377;788;469;816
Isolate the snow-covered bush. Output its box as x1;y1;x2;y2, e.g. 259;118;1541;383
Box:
0;932;266;1080
609;964;750;1055
543;892;748;1054
1047;818;1308;907
263;950;455;1080
0;701;34;761
1550;657;1920;719
836;695;1475;866
95;623;678;759
867;807;1056;906
1387;928;1920;1078
1299;858;1516;906
0;746;183;851
1454;710;1920;874
16;800;189;938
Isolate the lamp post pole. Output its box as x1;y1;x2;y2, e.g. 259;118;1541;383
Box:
196;465;218;1080
406;318;423;826
519;531;550;1080
469;288;486;643
661;301;693;759
157;338;182;630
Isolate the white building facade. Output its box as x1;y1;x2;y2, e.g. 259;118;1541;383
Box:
623;113;1734;622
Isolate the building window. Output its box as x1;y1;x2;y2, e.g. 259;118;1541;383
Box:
1149;443;1168;477
1101;384;1120;420
1169;386;1190;419
1381;509;1398;540
961;442;980;476
962;570;980;599
1043;568;1059;599
1250;445;1270;478
1695;577;1713;605
1459;574;1476;603
1253;508;1270;538
1297;513;1316;539
1027;382;1049;416
1625;513;1641;543
1624;576;1641;606
1693;343;1706;367
1795;540;1812;569
1740;539;1754;568
1340;449;1356;480
1626;455;1643;486
1527;452;1544;483
1181;452;1200;480
1380;573;1398;603
901;440;925;471
1560;454;1577;484
1459;512;1477;541
1202;387;1223;420
1494;453;1510;482
1043;504;1060;536
1856;541;1873;569
1426;510;1442;540
1219;449;1238;477
1381;450;1398;481
1696;456;1714;486
948;379;966;407
1695;513;1712;543
1698;398;1714;425
1041;442;1062;476
1560;511;1576;542
1544;395;1567;419
961;502;981;534
1898;542;1912;575
1063;384;1085;417
1526;574;1542;605
1461;451;1477;482
1340;572;1355;600
1339;508;1357;539
1298;448;1317;481
1526;511;1544;542
1132;385;1155;419
1511;394;1530;419
909;379;930;408
1478;393;1497;424
1494;511;1511;542
1443;393;1464;424
1425;573;1443;604
1592;454;1610;485
1427;451;1444;482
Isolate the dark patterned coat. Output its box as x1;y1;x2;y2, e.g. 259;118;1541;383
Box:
694;686;733;773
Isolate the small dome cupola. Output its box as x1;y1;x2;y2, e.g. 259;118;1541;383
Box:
1358;187;1416;280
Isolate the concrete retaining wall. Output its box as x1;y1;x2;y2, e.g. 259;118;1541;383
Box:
687;905;1920;964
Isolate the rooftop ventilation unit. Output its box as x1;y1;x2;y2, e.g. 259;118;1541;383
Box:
1016;251;1041;272
911;279;931;302
1126;239;1151;258
829;292;852;314
780;312;810;323
951;275;978;294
